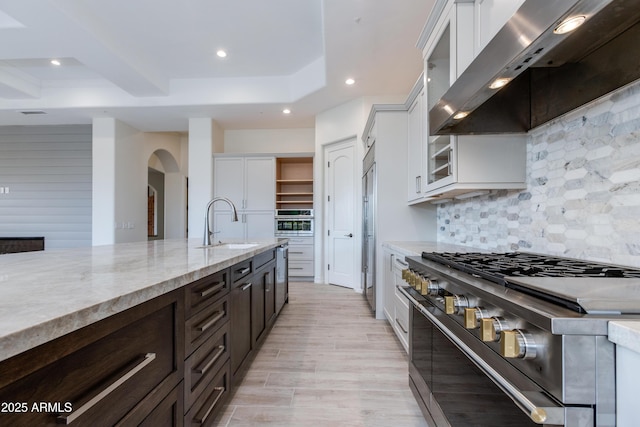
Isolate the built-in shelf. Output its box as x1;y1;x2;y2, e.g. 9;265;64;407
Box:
276;157;314;209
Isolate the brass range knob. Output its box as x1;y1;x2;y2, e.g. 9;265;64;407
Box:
464;307;489;329
444;294;468;315
500;330;537;359
480;316;508;342
420;278;440;296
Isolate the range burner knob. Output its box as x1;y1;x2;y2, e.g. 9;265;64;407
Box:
480;316;508;342
464;307;489;329
444;295;468;315
501;330;537;359
419;278;440;296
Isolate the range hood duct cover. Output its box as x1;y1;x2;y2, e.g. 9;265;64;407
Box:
430;0;640;135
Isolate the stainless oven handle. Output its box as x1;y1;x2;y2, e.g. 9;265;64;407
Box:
398;286;563;426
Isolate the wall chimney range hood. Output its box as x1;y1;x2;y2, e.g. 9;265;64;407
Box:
430;0;640;135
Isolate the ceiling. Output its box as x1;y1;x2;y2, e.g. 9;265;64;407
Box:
0;0;434;132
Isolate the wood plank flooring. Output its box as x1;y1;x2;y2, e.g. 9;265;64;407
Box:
214;281;429;426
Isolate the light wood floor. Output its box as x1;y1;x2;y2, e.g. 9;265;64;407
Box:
214;281;429;426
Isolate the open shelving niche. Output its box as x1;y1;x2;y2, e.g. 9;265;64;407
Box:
275;157;314;209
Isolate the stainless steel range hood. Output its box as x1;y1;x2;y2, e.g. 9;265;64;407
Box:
430;0;640;135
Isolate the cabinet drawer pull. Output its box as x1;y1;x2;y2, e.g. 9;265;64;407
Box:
241;282;252;291
195;386;226;425
195;345;225;375
395;318;408;334
57;352;156;425
290;267;304;270
196;310;225;332
236;267;250;275
289;251;304;254
199;281;225;298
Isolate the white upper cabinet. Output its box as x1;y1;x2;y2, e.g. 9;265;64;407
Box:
214;156;275;211
407;89;425;203
213;155;275;240
414;0;527;203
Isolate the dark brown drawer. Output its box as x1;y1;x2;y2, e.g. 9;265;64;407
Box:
231;259;252;284
0;299;179;427
185;294;229;356
185;269;229;318
253;248;275;271
184;360;231;427
184;322;229;411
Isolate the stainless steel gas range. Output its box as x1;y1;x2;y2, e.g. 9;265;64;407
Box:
399;252;640;427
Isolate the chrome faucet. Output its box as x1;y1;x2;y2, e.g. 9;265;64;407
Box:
203;197;239;246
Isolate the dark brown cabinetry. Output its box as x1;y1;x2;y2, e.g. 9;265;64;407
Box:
0;247;285;427
183;269;231;426
0;291;182;427
230;273;253;376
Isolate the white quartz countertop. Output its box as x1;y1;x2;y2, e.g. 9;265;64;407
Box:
609;321;640;354
0;238;285;363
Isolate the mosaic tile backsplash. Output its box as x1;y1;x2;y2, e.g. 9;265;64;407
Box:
437;80;640;267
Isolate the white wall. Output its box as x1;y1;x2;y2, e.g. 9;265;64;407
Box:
188;118;224;239
93;119;187;245
314;98;402;284
224;128;314;153
0;125;92;249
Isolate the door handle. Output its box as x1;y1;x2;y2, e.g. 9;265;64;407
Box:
344;233;353;238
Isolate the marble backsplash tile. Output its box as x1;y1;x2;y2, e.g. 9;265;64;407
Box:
437;80;640;267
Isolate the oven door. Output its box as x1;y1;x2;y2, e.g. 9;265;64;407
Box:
400;287;591;427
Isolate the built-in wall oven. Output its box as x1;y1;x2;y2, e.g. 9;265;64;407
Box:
274;209;313;237
400;251;640;427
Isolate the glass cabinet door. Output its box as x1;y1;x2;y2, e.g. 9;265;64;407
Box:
425;21;454;189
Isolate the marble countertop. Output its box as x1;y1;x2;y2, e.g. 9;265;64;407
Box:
0;238;284;363
609;321;640;354
382;241;488;257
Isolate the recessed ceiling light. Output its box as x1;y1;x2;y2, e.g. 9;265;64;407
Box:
283;109;291;114
50;59;61;66
345;78;355;85
489;78;511;89
554;16;586;35
216;50;227;58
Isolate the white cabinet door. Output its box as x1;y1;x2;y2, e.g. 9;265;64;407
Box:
212;211;244;241
245;157;275;210
213;211;274;241
382;249;396;324
244;211;274;239
214;156;275;210
213;157;244;207
407;91;425;203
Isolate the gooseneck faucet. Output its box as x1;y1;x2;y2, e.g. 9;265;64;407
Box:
203;197;239;246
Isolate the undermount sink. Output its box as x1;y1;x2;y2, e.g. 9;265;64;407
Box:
196;243;259;250
221;243;259;249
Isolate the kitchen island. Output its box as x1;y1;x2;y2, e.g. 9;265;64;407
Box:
0;238;286;426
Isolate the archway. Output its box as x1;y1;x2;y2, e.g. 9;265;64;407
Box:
147;149;185;240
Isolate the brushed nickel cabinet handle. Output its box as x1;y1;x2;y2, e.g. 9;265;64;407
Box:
57;353;156;424
236;267;250;275
195;345;225;375
196;311;225;332
199;281;225;298
195;386;226;425
395;317;408;334
241;282;252;291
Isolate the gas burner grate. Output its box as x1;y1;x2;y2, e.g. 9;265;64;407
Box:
421;251;640;284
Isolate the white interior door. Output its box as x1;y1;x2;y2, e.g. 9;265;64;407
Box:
325;139;356;289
